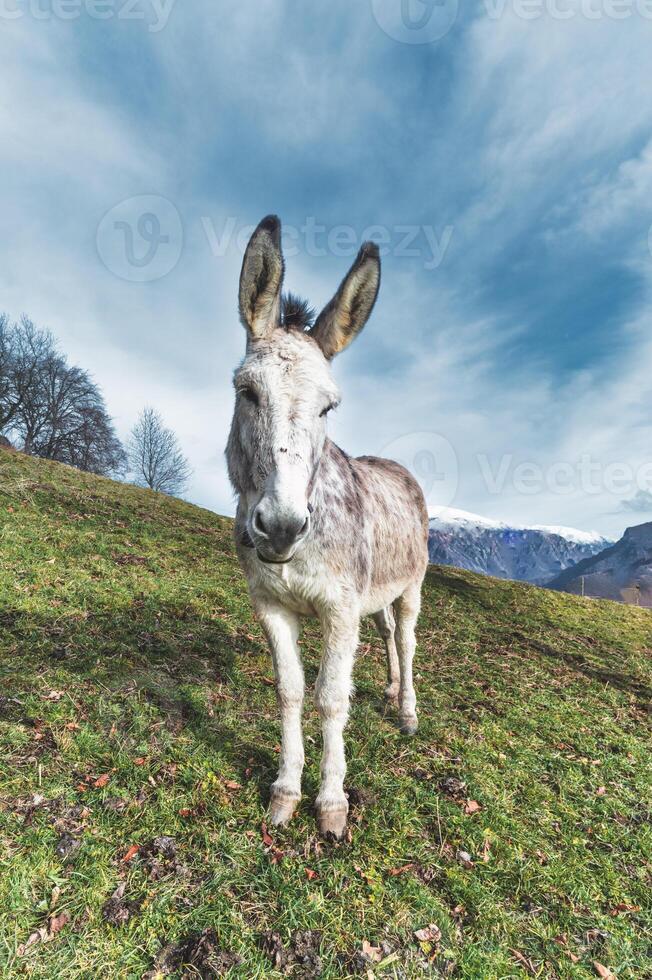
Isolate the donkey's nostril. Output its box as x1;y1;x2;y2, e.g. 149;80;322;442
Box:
253;509;268;537
252;504;309;554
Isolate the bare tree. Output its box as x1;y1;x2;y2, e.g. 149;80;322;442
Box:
128;407;191;496
0;314;15;430
0;315;57;434
0;314;126;477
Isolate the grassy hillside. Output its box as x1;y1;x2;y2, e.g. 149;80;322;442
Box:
0;449;651;979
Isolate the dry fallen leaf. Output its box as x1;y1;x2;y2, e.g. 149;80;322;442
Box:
41;690;64;701
122;845;140;863
223;779;242;791
389;864;416;876
48;911;70;936
17;928;47;956
511;949;536;975
596;786;607;796
361;940;383;963
261;822;274;848
94;774;110;788
305;868;318;881
414;923;442;945
133;757;146;766
609;903;640;916
593;963;615;979
464;799;482;815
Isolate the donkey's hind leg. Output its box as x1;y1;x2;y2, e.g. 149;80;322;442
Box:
394;582;422;736
372;607;400;703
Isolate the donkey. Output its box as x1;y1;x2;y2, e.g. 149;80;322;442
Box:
226;215;429;839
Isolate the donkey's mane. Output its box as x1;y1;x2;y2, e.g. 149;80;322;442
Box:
282;293;315;332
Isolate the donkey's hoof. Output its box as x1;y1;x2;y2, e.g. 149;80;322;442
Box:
384;685;400;705
317;807;348;841
399;714;419;736
269;794;298;827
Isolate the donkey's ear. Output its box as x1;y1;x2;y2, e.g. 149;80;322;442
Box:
309;242;381;358
239;215;285;339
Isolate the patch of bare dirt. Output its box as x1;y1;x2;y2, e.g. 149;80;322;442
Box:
261;930;323;977
139;836;190;880
145;929;241;978
102;883;141;927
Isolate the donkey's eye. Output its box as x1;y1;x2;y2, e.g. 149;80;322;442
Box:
320;403;336;418
240;387;259;407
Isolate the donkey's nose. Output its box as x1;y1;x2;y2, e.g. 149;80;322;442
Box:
252;501;310;557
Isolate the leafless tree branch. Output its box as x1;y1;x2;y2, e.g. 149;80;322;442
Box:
127;406;192;496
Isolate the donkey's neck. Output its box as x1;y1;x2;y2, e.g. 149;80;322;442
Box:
310;439;365;522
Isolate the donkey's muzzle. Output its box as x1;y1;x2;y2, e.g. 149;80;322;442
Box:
251;500;311;561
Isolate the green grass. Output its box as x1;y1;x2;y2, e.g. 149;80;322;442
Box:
0;449;651;979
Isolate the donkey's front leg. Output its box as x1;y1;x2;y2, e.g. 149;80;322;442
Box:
255;601;305;826
314;610;359;840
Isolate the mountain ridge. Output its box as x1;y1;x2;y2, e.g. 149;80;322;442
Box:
428;507;611;585
548;520;652;606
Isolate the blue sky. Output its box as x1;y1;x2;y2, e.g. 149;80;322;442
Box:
2;0;652;537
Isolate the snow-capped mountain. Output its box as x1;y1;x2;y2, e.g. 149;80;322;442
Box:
428;507;611;585
547;521;652;605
